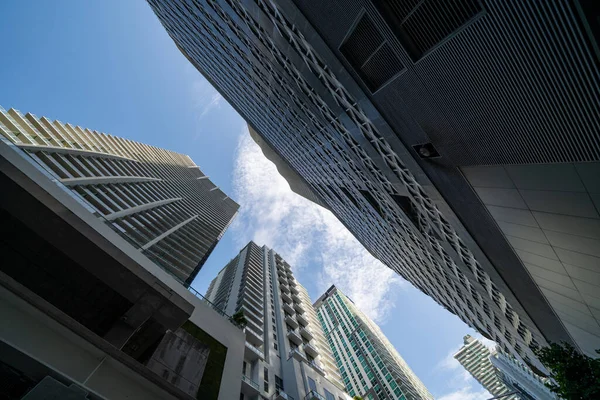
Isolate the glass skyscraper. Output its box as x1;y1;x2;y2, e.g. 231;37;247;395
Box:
314;286;432;400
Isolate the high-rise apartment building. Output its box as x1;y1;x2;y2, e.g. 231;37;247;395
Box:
0;107;238;285
147;0;600;369
314;286;432;400
490;351;557;400
0;107;246;399
205;242;350;400
455;335;519;400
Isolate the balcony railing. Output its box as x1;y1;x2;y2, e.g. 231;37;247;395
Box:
304;390;325;400
187;286;243;329
242;375;259;390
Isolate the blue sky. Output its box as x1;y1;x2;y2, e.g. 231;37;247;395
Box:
1;1;493;398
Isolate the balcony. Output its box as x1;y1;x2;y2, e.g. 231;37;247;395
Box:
280;283;290;293
278;269;286;278
242;296;263;315
290;285;299;295
246;317;264;335
272;392;295;400
241;375;260;397
245;341;264;361
293;302;304;314
239;305;262;325
283;302;295;315
285;315;298;329
291;293;301;303
287;330;303;345
296;313;309;326
304;390;325;400
288;279;297;288
281;291;293;304
245;326;264;347
307;361;325;376
304;343;319;357
300;327;313;341
288;348;306;362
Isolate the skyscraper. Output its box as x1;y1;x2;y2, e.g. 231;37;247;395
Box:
314;286;432;400
0;106;238;285
490;351;557;400
455;335;519;400
0;106;247;399
205;242;350;400
147;0;600;371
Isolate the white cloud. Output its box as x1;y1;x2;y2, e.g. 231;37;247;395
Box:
188;75;223;130
231;127;405;323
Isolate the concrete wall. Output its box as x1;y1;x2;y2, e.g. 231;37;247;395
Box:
0;284;181;400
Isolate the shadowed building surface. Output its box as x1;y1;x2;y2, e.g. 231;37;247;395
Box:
147;0;600;372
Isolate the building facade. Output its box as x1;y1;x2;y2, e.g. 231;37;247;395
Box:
0;108;246;399
147;0;600;369
0;107;238;285
314;286;432;400
205;242;350;400
455;335;519;400
490;351;557;400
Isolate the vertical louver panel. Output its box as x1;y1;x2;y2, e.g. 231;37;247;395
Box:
340;14;404;92
372;0;483;61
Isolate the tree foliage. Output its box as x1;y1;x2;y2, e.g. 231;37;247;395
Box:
231;310;247;328
352;396;363;400
534;342;600;399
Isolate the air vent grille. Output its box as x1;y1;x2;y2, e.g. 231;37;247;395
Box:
373;0;483;61
340;14;404;92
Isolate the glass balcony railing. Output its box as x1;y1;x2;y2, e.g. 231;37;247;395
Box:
242;375;259;390
186;286;243;329
304;390;325;400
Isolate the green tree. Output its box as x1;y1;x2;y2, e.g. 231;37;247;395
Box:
230;310;247;328
534;342;600;399
352;396;363;400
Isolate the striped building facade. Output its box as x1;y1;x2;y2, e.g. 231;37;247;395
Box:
0;106;238;284
315;286;432;400
205;242;350;400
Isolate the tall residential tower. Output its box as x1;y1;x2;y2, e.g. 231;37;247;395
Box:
315;286;432;400
0;107;238;284
455;335;519;400
147;0;600;369
205;242;349;400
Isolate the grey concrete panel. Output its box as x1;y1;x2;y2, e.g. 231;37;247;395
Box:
486;205;539;227
572;279;600;301
555;248;600;273
497;221;548;244
520;190;599;218
590;306;600;321
592;193;600;213
525;263;573;288
533;275;583;303
505;164;586;192
582;294;600;311
554;309;600;337
506;236;558;260
515;249;567;274
563;264;600;286
533;211;600;240
544;231;600;258
562;322;600;357
475;187;527;209
461;166;514;188
545;293;595;321
575;163;600;193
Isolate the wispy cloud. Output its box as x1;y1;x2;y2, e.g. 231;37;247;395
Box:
438;387;490;400
188;75;224;139
231;127;405;323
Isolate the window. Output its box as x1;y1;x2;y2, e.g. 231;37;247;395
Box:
274;343;278;350
275;375;284;395
324;389;335;400
340;13;404;92
242;361;247;376
372;0;483;61
359;190;384;219
308;377;318;392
